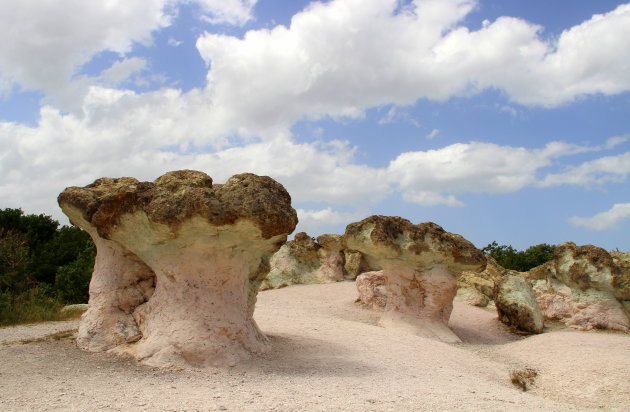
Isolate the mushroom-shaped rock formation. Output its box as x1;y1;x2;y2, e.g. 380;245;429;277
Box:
494;275;544;334
345;216;486;343
261;232;348;290
527;242;630;331
58;170;297;367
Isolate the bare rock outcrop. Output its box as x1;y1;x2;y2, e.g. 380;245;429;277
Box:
494;274;544;334
456;256;506;307
355;271;388;310
261;233;348;289
314;234;345;283
346;216;486;343
58;170;297;367
343;250;370;280
529;242;630;331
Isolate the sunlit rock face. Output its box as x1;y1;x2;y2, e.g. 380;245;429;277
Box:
261;233;347;290
494;274;544;334
346;216;486;343
58;170;297;367
529;242;630;331
456;256;506;307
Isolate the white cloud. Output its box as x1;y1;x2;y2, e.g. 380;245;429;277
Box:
569;203;630;230
193;0;257;26
387;140;608;206
401;191;464;207
99;57;148;87
295;207;364;235
426;128;439;139
0;0;171;109
194;0;630;136
539;152;630;187
388;142;556;202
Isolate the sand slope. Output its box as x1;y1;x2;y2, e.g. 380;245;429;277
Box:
1;281;628;411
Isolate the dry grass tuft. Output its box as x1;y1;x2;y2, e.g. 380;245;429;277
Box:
510;367;538;391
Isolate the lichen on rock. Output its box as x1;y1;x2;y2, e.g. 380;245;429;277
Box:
494;274;544;334
58;170;297;367
528;242;629;331
261;232;349;290
345;215;486;343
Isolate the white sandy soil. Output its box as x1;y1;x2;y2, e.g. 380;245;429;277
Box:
1;281;628;411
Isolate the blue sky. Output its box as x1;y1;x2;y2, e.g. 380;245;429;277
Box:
0;0;629;251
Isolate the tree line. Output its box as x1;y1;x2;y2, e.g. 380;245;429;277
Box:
0;208;94;325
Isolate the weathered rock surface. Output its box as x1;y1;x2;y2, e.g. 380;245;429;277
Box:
456;256;506;307
59;170;297;367
355;271;388;310
343;250;369;280
529;242;630;331
261;233;348;289
346;216;486;343
494;275;544;334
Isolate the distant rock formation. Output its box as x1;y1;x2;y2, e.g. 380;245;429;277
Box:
346;216;486;343
527;242;629;331
59;170;297;367
494;274;544;334
261;233;366;290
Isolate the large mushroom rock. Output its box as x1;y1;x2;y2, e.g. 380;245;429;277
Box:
456;255;506;307
59;178;156;352
261;233;347;289
528;242;630;331
58;170;297;367
345;216;486;343
494;274;544;334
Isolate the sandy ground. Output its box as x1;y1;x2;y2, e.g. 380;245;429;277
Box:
1;281;628;411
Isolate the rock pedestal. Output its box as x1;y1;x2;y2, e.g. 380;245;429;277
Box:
346;216;486;343
528;242;630;331
59;170;297;367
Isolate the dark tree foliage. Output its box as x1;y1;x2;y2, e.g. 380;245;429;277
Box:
483;241;555;272
55;242;95;303
0;208;94;303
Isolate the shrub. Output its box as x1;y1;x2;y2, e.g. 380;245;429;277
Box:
55;243;95;303
0;285;66;326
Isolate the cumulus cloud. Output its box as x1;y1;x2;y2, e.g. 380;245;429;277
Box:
0;0;257;111
539;152;630;187
295;207;365;235
195;0;630;136
0;0;171;108
387;141;579;206
193;0;257;26
569;203;630;230
99;57;148;87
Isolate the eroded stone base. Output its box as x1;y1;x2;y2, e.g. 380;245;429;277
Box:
355;267;461;343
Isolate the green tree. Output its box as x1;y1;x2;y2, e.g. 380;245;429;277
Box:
483;241;555;272
55;242;95;303
0;229;33;293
